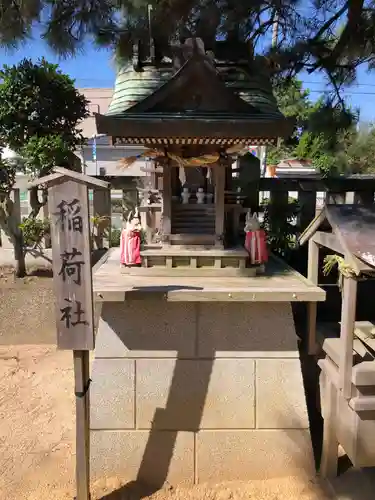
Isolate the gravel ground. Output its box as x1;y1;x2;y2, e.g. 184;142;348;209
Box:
0;269;374;500
0;270;56;345
0;344;335;500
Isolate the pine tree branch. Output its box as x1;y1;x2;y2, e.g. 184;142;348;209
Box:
313;2;349;41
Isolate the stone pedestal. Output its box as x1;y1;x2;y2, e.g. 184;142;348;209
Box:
90;300;313;486
319;341;375;468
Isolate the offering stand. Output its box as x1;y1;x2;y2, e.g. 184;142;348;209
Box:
300;204;375;477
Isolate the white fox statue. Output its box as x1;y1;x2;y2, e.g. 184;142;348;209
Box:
244;210;268;265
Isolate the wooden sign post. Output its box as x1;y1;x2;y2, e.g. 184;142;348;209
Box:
29;167;109;500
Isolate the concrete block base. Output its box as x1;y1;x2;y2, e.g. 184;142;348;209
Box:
90;300;313;485
91;429;314;486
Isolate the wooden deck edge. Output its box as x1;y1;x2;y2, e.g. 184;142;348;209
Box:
271;252;323;288
120;267;258;277
92;248;112;274
166;288;325;302
93;286;326;303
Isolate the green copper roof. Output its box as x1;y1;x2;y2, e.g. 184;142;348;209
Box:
106;65;173;116
106;58;282;118
221;65;281;117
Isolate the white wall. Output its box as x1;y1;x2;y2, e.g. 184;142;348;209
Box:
82;145;147;177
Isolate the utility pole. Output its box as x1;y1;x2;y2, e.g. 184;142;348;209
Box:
262;9;280;181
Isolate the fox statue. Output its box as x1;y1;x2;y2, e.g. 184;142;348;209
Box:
244;210;268;265
120;208;142;266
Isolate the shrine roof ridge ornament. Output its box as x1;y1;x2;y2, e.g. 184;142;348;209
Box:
28;167;110;189
132;37;265;68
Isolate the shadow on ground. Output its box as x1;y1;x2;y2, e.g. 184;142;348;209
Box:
98;481;156;499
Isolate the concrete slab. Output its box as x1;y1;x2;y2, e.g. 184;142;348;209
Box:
197;430;315;482
91;430;195;486
90;359;135;429
197;302;297;357
136;359;255;429
95;301;196;359
256;359;309;429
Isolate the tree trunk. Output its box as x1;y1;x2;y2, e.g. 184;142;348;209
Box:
0;195;27;277
13;232;26;278
29;186;47;219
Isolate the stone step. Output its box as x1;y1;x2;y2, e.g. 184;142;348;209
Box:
171;228;215;235
169;234;217;246
173;206;215;213
139;245;251;275
173;213;215;218
172;223;215;229
172;223;215;227
172;202;215;207
172;225;215;231
172;219;214;226
172;216;215;223
172;214;214;221
172;221;215;227
173;218;214;225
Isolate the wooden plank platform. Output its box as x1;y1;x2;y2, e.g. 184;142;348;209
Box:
93;248;325;303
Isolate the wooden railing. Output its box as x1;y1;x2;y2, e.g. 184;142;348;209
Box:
257;175;375;233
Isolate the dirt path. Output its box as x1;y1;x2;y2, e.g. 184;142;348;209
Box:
0;346;75;499
0;272;56;346
0;344;336;500
1;269;373;499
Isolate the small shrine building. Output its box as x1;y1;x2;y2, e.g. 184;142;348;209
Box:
95;37;293;257
90;38;325;487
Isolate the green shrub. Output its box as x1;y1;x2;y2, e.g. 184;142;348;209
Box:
140;228;147;245
110;227;121;247
109;226;147;248
261;197;300;258
19;217;50;249
111;199;122;213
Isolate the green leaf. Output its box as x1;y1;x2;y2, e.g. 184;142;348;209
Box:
0;57;89;187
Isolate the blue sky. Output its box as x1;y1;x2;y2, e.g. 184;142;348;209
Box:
1;37;375;123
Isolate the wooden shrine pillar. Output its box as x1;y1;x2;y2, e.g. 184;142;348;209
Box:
339;276;357;399
225;163;232;191
171;165;181;197
162;163;172;244
214;163;225;247
93;187;111;249
307;238;319;354
298;189;317;234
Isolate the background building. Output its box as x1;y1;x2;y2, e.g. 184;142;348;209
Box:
79;88;147;179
